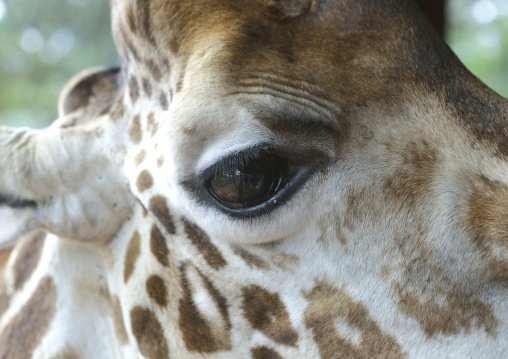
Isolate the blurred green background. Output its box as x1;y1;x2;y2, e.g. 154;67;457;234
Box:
0;0;507;128
0;0;118;128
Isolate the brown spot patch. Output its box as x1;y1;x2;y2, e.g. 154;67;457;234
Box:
111;295;129;345
124;231;141;283
251;346;283;359
146;59;162;80
0;292;8;320
136;170;153;192
303;281;406;359
146;275;168;307
134;149;146;166
136;0;156;45
0;276;57;359
162;58;170;71
13;230;46;290
0;248;12;269
129;114;142;144
120;28;140;62
317;213;344;244
391;229;500;338
130;306;169;359
50;345;79;359
168;35;180;55
179;270;218;352
142;77;152;97
181;123;197;135
343;189;366;232
199;269;231;332
129;76;139;103
0;248;13;318
336;225;347;246
178;264;231;352
241;285;298;347
109;100;125;122
183;218;227;270
126;4;137;34
270;252;300;271
144;112;158;137
159;92;168;110
468;175;508;281
157;156;164;167
175;75;184;93
233;247;270;270
396;283;498;338
146;112;155;132
383;141;438;209
149;195;176;235
150;225;170;267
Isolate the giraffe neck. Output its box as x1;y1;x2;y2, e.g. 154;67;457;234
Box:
0;229;132;358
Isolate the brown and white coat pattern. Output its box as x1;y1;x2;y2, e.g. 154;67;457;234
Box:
0;0;507;358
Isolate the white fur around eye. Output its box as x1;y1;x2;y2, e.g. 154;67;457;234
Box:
174;167;329;245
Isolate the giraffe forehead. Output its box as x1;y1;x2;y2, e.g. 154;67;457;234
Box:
112;0;419;94
114;0;449;170
113;0;447;167
114;0;508;162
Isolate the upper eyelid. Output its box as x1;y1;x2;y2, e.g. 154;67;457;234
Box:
198;143;272;180
199;143;332;181
180;142;331;194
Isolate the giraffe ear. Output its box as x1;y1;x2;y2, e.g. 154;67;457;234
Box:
0;123;134;247
0;67;128;249
58;66;122;118
0;128;40;248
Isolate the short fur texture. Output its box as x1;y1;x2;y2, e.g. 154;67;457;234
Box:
0;0;507;358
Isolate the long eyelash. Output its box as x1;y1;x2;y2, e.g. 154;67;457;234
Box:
202;144;271;179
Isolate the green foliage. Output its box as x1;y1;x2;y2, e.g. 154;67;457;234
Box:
0;0;117;128
447;0;508;98
0;0;506;128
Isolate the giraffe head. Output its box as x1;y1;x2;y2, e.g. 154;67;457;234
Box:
1;0;508;358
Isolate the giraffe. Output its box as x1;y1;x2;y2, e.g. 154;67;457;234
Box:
0;0;507;358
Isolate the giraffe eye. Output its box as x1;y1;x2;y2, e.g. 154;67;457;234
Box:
195;145;328;218
206;150;288;208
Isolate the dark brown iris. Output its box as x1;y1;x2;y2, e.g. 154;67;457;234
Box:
207;153;286;208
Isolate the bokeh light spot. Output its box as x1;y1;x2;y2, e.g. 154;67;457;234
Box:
20;27;45;53
49;28;76;55
471;0;498;24
0;0;6;22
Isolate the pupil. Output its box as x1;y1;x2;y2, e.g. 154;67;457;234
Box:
208;154;280;208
